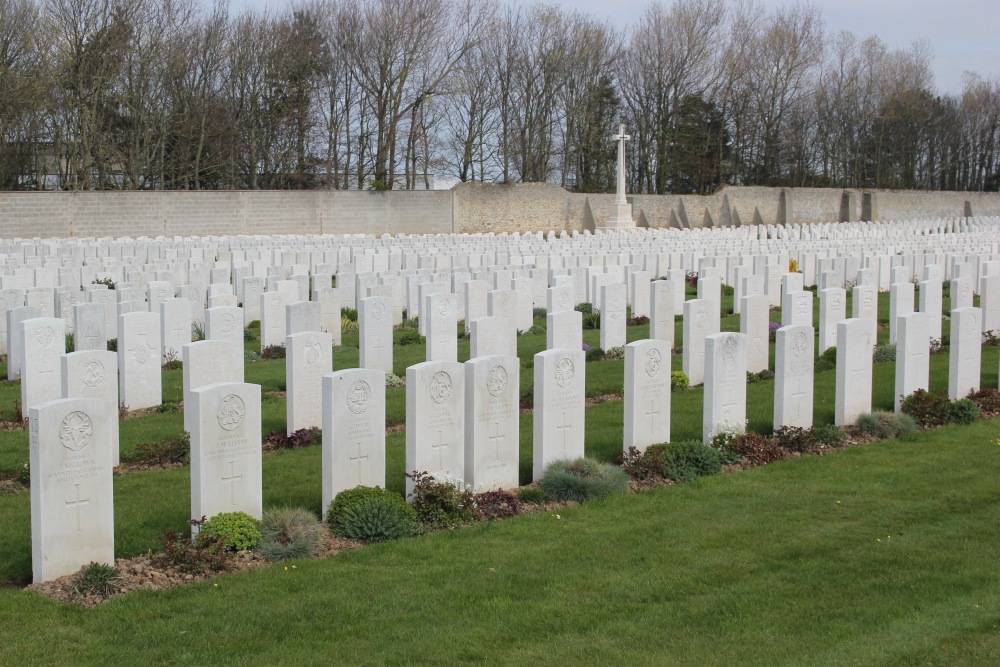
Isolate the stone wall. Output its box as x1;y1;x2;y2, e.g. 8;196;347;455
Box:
1;185;998;239
0;190;455;239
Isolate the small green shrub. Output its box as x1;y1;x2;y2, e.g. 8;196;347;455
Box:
585;346;605;362
199;511;263;551
900;389;952;428
341;307;358;321
626;315;649;326
539;458;630;502
815;346;837;371
341;317;359;333
247;320;261;330
855;411;917;439
516;486;550;504
473;490;522;521
532;307;547;319
72;562;121;598
244;350;261;362
604;346;625;360
949;398;980;425
154;401;180;413
130;432;190;465
407;472;475;529
398;331;425;346
92;277;117;290
582;312;601;329
525;324;546;335
724;432;783;467
243;328;258;342
264;427;321;451
161;359;182;371
966;388;1000;418
772;426;813;453
872;343;896;362
159;517;229;574
574;303;593;314
618;442;722;482
16;461;29;487
385;372;404;387
106;338;117;352
261;344;286;359
258;507;324;562
329;486;418;543
65;333;75;353
810;423;847;447
671;370;689;392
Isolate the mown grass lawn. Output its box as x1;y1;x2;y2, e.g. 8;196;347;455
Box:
1;420;999;665
0;287;998;665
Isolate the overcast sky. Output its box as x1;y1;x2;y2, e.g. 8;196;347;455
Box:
232;0;1000;94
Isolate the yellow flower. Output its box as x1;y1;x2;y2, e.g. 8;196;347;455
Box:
283;566;288;571
213;583;219;588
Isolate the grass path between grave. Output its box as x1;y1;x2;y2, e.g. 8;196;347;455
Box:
1;419;999;665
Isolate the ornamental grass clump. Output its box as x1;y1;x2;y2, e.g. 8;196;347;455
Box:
72;562;121;598
949;398;980;425
258;507;324;562
539;458;629;502
328;486;418;543
855;411;917;439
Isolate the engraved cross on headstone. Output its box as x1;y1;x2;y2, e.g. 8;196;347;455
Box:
556;412;572;454
349;441;368;486
646;399;659;433
66;483;90;532
221;460;243;506
489;422;505;460
432;430;449;470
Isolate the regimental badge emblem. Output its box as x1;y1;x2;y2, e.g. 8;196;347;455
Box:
487;365;508;397
60;411;93;452
347;380;372;414
723;336;738;362
36;325;55;348
217;394;246;431
555;357;575;388
304;342;321;365
221;313;236;333
82;360;105;388
792;331;807;358
429;371;452;404
373;300;386;321
644;348;662;377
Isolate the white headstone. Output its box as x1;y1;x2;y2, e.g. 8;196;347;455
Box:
895;313;929;412
425;292;458;363
61;350;120;465
118;311;162;410
948;307;982;400
204;305;245;380
190;382;263;527
359;297;393;373
624;339;671;452
741;293;770;373
30;397;115;583
182;339;243;431
703;333;747;443
73;302;108;352
599;283;627;350
888;282;915;344
286;300;321;335
532;349;586;480
21;317;66;413
160;298;193;363
835;318;875;425
470;316;516;358
774;325;814;429
464;355;520;492
322;368;386;515
286;331;333;433
405;360;466;495
6;306;39;380
546;310;583;351
682;299;712;386
818;288;846;354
